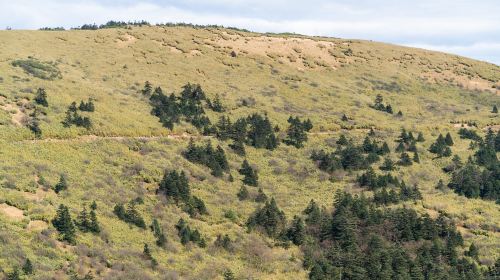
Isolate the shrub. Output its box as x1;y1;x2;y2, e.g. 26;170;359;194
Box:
12;58;61;80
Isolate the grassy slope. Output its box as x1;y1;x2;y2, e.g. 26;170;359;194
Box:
0;26;499;279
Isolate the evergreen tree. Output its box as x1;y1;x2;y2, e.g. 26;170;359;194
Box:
52;204;76;243
380;157;395;171
6;267;20;280
255;188;268;203
492;105;498;114
417;132;425;142
237;185;249;200
379;142;390;155
34;87;48;107
286;216;306;245
413;152;420;163
466;243;479;261
337;134;348;146
445;132;454;146
142;81;152;95
209;94;225;112
89;209;100;233
239;160;258;187
246;113;278;150
223;269;236;280
247;198;286;238
396;141;406;152
399;152;413;166
76;206;90;232
303;199;321;225
284;116;313;148
22;258;33;275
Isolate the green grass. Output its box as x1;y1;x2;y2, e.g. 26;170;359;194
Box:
0;26;498;279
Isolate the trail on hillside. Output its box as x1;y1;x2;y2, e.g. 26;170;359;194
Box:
18;131;348;144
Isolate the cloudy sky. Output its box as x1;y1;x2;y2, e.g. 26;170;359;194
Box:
1;0;499;65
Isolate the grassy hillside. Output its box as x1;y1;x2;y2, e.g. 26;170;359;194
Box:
0;25;498;279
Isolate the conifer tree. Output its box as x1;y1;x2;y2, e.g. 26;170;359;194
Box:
237;185;249;200
284;116;313;148
445;132;454;146
255;188;267;203
52;204;76;243
89;209;100;233
142;81;153;95
239;160;258;187
492;105;498;113
466;243;479;261
380;157;395;171
413;152;420;163
399;152;413;166
286;216;306;245
34;88;48;107
417;132;425;142
76;206;90;231
22;258;33;275
337;134;349;146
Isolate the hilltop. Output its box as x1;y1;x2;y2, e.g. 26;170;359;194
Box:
0;25;498;279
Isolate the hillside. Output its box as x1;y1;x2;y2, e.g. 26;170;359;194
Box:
0;25;499;279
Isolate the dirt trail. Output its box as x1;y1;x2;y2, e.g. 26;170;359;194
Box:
20;133;212;144
17;131;374;144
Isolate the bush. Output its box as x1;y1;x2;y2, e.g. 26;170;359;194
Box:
12;58;61;80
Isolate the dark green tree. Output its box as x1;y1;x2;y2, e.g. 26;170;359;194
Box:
239;160;258;187
34;88;48;107
52;204;76;243
22;258;33;275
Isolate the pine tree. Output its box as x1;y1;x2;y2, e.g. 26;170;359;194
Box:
255;188;268;203
492;105;498;113
52;204;76;243
380;157;395;171
284;116;313;148
287;216;306;245
465;242;480;261
417;132;425;142
22;258;33;275
445;133;454;146
89;209;100;233
386;104;393;114
239;160;258;187
76;206;90;232
34;88;48;107
223;269;236;280
341;114;349;121
337;134;349;146
6;267;20;280
142;81;153;95
237;185;249;200
54;175;68;193
413;152;420;163
396;141;406;152
399;152;413;166
143;243;152;258
379;142;390;155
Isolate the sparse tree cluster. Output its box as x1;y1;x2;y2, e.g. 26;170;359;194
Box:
62;100;93;129
113;201;146;228
183;140;229;177
157;170;207;217
429;133;453;157
283;116;313;148
175;218;206;247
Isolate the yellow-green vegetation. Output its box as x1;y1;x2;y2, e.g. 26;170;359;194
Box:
0;25;498;279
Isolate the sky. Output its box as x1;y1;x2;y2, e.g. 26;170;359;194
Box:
1;0;499;65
